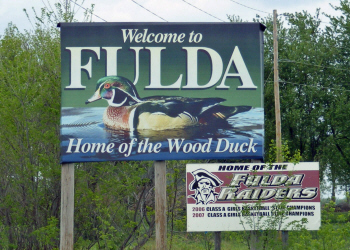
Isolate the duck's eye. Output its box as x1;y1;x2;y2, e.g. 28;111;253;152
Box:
104;83;111;89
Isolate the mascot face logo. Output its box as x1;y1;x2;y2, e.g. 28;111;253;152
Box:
189;169;223;205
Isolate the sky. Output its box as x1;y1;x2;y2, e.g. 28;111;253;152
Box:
0;0;341;34
0;0;342;198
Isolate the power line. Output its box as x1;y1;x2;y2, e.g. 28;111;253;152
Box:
68;0;107;22
70;0;168;22
264;66;274;84
279;59;350;72
281;13;332;25
131;0;168;22
228;0;270;15
181;0;226;22
266;80;350;93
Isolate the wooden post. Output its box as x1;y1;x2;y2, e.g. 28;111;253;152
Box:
273;9;282;163
60;163;75;250
250;160;261;250
155;161;167;250
273;9;288;246
282;230;289;244
214;232;221;250
250;231;259;250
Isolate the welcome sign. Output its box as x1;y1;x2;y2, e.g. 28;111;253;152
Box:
59;23;265;163
186;162;321;231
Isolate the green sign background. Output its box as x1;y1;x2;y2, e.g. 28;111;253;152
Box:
60;23;264;108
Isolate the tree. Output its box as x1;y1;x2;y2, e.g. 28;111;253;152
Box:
2;1;350;249
0;20;61;248
0;4;158;249
259;6;350;200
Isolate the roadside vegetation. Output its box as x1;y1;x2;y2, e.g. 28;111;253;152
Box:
1;0;350;249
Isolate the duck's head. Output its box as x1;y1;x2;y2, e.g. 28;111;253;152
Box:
85;76;141;107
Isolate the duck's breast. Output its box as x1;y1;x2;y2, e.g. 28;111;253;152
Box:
103;106;136;130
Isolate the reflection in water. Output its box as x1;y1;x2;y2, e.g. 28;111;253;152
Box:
132;126;205;142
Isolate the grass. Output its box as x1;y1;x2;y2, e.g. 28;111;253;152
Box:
140;233;249;250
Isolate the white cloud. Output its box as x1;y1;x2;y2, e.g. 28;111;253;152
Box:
0;0;342;35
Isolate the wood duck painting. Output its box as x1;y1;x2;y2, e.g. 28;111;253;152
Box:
85;76;251;131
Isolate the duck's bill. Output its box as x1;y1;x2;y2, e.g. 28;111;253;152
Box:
85;90;101;104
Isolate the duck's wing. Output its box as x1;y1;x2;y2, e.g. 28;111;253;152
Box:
133;96;251;129
198;105;252;124
141;96;225;118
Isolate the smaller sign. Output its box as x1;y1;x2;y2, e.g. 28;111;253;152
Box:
186;162;320;231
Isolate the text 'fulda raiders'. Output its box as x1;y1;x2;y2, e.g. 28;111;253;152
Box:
218;173;318;201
